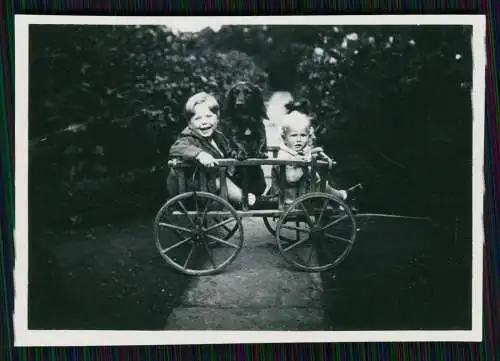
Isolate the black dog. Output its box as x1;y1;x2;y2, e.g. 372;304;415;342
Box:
221;81;268;160
221;81;268;195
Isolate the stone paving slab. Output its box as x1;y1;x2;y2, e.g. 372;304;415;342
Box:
182;268;322;308
165;218;326;330
222;243;287;271
166;306;326;331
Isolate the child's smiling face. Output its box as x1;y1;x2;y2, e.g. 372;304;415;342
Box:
283;125;310;152
188;103;219;138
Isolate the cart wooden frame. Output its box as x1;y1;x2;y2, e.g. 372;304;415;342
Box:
153;147;358;275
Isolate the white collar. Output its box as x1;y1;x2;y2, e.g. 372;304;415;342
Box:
279;142;301;156
210;139;224;156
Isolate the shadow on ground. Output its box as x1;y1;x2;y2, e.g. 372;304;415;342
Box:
28;216;192;330
319;216;472;330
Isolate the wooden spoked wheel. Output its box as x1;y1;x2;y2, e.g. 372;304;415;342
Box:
205;211;239;241
263;216;306;244
275;192;357;272
153;192;244;276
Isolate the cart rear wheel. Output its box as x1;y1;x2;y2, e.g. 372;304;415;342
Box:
263;216;308;244
263;216;276;235
153;192;244;276
275;192;357;272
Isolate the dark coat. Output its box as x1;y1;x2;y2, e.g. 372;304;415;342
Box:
166;127;235;197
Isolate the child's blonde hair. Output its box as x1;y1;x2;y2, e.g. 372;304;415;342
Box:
280;110;316;146
184;92;219;121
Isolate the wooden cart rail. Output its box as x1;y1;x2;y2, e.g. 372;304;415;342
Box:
167;157;335;168
168;154;336;211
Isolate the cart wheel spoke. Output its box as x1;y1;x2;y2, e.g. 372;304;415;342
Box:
206;234;240;249
203;241;217;269
263;217;299;244
320;238;335;265
193;193;200;218
299;202;315;227
168;228;184;241
305;246;314;266
162;236;192;253
183;244;196;269
162;212;190;241
321;214;348;231
206;214;238;239
208;217;238;239
177;200;197;226
222;224;235;233
282;237;310;253
199;199;213;224
316;199;329;226
324;233;353;244
280;224;310;234
204;217;237;232
158;222;194;234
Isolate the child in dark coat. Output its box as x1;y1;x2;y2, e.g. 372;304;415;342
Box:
166;92;257;206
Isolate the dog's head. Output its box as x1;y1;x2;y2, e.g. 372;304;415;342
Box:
223;81;267;122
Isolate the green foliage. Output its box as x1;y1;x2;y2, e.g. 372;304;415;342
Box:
29;24;473;228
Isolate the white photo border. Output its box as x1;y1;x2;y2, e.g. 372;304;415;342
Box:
14;14;486;346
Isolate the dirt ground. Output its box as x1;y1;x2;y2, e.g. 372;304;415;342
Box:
29;216;194;330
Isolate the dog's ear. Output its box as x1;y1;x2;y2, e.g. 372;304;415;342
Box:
249;84;267;120
222;85;237;118
250;83;263;93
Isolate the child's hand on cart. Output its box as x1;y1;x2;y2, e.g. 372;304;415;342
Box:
310;147;337;168
196;151;218;167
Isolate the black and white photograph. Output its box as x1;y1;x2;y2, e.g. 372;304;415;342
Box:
14;15;485;346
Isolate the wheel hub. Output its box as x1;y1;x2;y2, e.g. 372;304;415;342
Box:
193;227;204;241
310;225;321;233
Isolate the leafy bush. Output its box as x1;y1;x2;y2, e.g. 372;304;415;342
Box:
29;25;268;228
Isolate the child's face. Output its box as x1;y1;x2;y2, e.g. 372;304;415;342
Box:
283;125;310;152
188;103;219;138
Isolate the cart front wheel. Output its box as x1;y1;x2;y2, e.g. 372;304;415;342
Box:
153;192;244;276
275;192;357;272
263;216;307;244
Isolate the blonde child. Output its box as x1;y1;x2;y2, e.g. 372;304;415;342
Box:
167;92;256;206
273;110;357;205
